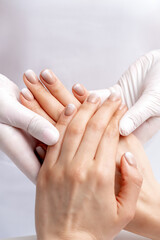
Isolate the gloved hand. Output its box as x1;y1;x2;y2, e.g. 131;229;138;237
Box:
0;74;59;183
91;50;160;143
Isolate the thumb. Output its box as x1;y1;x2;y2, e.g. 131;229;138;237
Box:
117;152;143;221
119;94;154;136
3;101;59;146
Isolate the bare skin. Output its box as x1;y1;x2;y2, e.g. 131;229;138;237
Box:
35;91;142;240
20;69;160;239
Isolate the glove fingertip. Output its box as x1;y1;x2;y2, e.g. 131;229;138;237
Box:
42;127;60;146
119;118;135;136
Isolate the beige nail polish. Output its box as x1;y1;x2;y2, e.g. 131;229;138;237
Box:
87;93;100;103
65;104;76;116
73;83;85;96
24;69;38;84
108;92;121;101
124;152;137;167
41;69;56;84
21;88;34;101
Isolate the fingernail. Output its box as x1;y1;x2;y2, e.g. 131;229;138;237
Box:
65;104;76;116
108;92;121;101
24;69;38;84
119;103;126;110
73;83;85;96
43;128;59;145
41;69;56;84
21;88;34;101
87;93;100;103
124;152;137;167
36;146;46;159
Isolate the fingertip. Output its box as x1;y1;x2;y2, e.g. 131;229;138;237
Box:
72;83;88;103
119;117;134;136
121;152;143;187
21;88;34;101
124;152;137;168
42;127;60;146
64;103;77;116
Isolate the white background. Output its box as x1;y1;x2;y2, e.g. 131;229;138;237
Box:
0;0;160;239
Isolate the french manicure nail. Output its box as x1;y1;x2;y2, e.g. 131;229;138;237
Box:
41;69;56;84
87;93;100;103
73;83;85;96
24;69;38;84
65;104;76;116
124;152;137;167
21;88;34;101
108;92;121;101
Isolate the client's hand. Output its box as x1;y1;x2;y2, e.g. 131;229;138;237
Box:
35;93;142;240
21;69;160;239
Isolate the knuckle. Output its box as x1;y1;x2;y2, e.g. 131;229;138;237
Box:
105;121;119;139
68;123;84;135
124;209;135;223
95;167;108;186
68;168;86;183
87;119;106;132
132;173;143;188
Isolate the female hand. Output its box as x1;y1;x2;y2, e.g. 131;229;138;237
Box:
35;93;142;240
73;81;160;239
21;69;160;239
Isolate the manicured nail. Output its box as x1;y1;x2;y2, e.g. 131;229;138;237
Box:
65;104;76;116
108;92;121;101
36;146;46;159
87;93;100;103
73;83;85;96
21;88;34;101
124;152;137;167
119;103;126;110
41;69;56;84
24;69;38;84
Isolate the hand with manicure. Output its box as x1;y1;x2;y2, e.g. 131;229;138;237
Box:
0;73;59;183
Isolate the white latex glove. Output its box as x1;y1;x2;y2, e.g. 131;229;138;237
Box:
92;50;160;143
0;74;59;183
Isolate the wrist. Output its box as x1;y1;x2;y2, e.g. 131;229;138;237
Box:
38;231;96;240
126;181;160;239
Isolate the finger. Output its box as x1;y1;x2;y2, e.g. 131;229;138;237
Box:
1;98;59;145
0;123;40;184
20;88;55;125
89;88;111;104
43;104;77;169
35;146;46;165
40;69;81;108
119;94;154;136
58;93;101;165
23;69;64;121
95;102;127;177
117;152;143;224
74;93;123;167
72;83;88;103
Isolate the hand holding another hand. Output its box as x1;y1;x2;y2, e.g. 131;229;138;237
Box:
34;90;142;240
